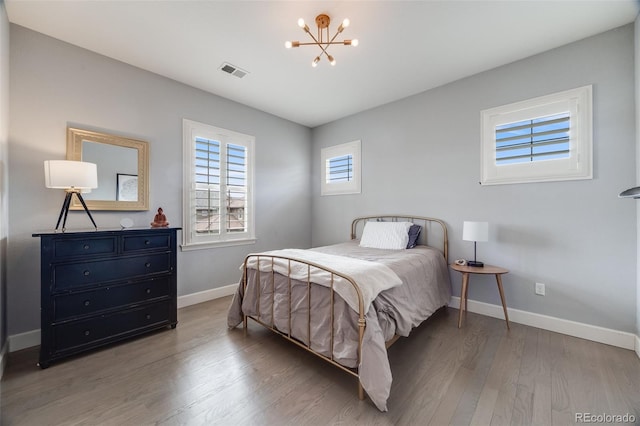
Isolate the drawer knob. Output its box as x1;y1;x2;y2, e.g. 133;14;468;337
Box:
83;244;90;250
83;300;90;306
84;330;90;336
145;240;151;245
146;314;151;320
146;288;151;294
83;270;90;276
145;262;151;268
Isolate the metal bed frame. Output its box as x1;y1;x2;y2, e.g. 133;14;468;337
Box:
242;215;449;401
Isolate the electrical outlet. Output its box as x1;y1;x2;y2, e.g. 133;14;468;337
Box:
535;282;545;296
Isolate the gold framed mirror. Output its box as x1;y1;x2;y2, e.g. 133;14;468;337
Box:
67;127;149;211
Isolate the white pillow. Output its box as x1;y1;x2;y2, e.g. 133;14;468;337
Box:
359;221;413;250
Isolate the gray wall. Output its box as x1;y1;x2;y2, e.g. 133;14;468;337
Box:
6;21;639;340
8;25;312;336
0;1;9;352
311;25;637;333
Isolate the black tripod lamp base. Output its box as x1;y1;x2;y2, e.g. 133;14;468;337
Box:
55;191;97;232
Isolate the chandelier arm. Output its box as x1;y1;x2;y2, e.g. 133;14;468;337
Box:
305;31;322;47
328;30;343;45
305;31;332;58
316;43;331;58
322;32;343;56
294;41;347;46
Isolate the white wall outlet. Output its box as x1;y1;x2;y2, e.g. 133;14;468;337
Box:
535;282;546;296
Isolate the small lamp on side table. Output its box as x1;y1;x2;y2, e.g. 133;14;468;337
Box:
44;160;98;231
462;221;488;267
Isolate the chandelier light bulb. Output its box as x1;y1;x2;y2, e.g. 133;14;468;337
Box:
328;55;336;66
298;18;305;28
337;18;350;33
351;39;359;47
285;41;292;49
312;56;320;67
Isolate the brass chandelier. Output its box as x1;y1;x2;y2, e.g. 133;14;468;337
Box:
285;14;359;67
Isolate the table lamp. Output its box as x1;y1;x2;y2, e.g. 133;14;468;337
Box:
462;221;488;267
44;160;98;231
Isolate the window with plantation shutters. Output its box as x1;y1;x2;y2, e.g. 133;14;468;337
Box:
183;119;255;249
495;113;570;165
327;154;353;183
481;85;592;185
321;140;361;196
194;137;221;235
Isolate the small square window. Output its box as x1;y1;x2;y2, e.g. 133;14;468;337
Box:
321;140;361;196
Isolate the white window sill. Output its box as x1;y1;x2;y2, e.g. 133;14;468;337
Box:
180;238;257;251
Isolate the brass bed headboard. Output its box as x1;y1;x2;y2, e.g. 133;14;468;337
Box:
350;215;449;263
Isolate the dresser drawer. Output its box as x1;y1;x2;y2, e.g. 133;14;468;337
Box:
52;237;117;259
53;300;172;353
53;253;171;291
53;277;171;321
123;234;171;252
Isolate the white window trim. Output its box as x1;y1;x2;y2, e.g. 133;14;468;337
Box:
182;119;256;251
321;140;361;196
480;85;592;185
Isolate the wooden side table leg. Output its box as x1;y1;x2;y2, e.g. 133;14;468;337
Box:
458;273;469;328
495;274;510;330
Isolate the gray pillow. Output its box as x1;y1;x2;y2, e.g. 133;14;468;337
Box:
407;224;422;249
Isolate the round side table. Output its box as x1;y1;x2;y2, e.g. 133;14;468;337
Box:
450;263;510;329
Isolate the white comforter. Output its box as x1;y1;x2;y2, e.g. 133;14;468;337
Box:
245;248;403;312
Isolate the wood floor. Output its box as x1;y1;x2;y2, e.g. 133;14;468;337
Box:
2;296;639;425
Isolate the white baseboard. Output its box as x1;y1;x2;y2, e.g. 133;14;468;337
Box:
8;284;240;352
0;340;7;379
177;283;238;308
7;288;634;354
9;329;40;353
451;296;637;351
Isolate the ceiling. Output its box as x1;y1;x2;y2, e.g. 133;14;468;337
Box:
5;1;639;128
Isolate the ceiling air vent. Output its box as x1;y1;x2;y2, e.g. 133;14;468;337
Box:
219;62;249;79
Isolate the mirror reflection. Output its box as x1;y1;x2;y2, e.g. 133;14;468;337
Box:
82;141;138;201
67;127;149;211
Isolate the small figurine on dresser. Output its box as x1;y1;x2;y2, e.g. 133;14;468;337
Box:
150;207;169;228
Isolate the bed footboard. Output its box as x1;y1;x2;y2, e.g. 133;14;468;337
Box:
242;254;367;399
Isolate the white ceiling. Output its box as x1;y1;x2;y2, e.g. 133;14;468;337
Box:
5;1;639;128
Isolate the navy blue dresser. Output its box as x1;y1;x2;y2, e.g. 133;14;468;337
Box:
33;227;179;368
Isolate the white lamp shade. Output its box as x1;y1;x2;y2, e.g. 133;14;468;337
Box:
463;221;488;242
44;160;98;189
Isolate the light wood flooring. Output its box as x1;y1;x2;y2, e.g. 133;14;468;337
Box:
2;296;639;425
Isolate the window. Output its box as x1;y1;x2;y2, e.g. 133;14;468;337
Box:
182;119;255;250
495;113;570;165
481;85;592;185
327;154;353;183
321;140;361;195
